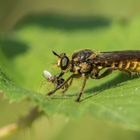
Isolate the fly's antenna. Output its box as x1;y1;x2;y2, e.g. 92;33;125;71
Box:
52;51;61;58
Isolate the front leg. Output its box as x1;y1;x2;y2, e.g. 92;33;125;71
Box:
62;77;73;94
57;71;64;78
47;74;78;96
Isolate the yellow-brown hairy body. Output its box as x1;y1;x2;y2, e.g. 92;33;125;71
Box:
109;60;140;73
47;49;140;102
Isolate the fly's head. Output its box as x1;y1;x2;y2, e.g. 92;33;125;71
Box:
52;51;70;72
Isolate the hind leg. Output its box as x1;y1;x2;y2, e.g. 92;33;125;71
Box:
92;68;115;79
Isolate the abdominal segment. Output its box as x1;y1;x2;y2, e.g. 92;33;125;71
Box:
110;60;140;73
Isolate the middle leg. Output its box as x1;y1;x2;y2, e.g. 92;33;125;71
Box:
62;77;73;94
75;76;87;102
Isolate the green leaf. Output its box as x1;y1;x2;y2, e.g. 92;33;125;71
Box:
0;15;140;131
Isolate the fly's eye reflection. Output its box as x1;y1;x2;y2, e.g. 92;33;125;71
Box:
46;49;140;102
60;57;69;70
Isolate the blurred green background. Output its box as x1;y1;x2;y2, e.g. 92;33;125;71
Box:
0;0;140;140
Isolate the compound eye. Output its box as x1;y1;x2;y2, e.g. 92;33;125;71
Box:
60;57;69;70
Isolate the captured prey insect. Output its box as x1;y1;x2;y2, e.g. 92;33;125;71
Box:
43;70;69;92
44;49;140;102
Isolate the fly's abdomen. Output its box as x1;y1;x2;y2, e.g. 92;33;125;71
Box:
129;61;140;72
110;60;140;72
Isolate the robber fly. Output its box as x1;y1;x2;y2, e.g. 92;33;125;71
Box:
45;49;140;102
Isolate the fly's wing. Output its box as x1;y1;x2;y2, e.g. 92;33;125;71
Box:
96;50;140;62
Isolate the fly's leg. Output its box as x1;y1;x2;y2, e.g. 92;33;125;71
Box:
94;68;115;79
94;68;134;79
119;69;134;77
55;77;67;90
68;77;73;86
62;78;73;94
57;71;64;78
47;74;77;96
75;76;87;102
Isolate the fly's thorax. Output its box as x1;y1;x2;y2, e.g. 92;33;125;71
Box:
71;61;93;74
79;62;93;73
71;49;98;74
72;49;97;62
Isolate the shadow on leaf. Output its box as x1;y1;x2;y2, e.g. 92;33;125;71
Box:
0;38;29;59
15;13;111;30
81;73;138;102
